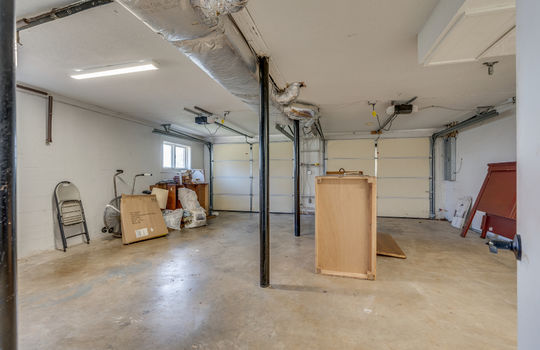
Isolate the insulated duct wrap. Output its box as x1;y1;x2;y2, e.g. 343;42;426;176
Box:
117;0;318;126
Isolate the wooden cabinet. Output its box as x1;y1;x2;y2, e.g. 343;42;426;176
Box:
315;176;377;280
150;183;209;213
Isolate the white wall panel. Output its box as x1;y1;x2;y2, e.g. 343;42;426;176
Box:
16;92;205;258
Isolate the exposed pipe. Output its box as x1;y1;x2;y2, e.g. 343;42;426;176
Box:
429;109;499;218
275;124;294;141
259;56;270;288
117;0;315;126
0;0;18;348
294;119;300;237
17;0;114;31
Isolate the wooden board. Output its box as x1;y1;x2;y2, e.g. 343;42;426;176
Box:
377;233;406;259
315;176;377;280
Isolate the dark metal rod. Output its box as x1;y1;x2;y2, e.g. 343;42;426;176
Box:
429;109;499;218
1;0;18;347
183;107;200;116
17;0;114;31
16;84;47;96
258;56;270;288
275;124;294;141
152;127;210;146
214;121;253;138
208;143;214;212
293;119;301;237
46;95;53;144
194;106;213;115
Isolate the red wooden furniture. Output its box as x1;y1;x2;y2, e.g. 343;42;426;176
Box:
461;162;516;239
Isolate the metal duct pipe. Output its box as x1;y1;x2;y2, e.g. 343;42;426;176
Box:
1;0;18;348
259;56;270;288
17;0;114;31
117;0;314;125
294;119;300;237
429;109;499;218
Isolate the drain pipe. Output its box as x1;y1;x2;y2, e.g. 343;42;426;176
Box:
1;0;17;348
429;109;499;218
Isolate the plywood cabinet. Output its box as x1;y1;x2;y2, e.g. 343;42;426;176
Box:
315;176;377;280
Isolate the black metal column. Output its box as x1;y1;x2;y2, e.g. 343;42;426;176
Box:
293;119;300;237
1;0;18;348
258;56;270;287
208;143;214;212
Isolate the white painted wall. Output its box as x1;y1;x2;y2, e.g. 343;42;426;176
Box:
16;91;205;258
441;110;516;230
516;1;540;348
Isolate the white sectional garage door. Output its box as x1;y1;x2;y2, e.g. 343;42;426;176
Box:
253;142;294;213
377;138;430;218
212;143;252;211
212;142;293;213
326;139;375;176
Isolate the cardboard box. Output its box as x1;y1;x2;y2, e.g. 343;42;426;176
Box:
121;195;168;244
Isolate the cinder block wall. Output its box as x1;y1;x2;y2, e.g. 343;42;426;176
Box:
16;91;205;258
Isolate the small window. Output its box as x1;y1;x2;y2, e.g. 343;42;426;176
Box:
163;142;191;170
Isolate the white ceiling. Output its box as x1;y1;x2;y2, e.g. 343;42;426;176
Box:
16;0;516;138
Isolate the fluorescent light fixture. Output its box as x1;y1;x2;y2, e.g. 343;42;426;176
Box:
71;61;158;80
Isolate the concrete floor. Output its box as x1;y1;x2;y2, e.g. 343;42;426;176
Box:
18;213;516;349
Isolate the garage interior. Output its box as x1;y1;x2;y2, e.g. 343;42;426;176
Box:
4;0;538;349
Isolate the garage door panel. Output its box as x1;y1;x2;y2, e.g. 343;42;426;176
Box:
253;177;293;195
213;161;250;177
270;142;293;159
213;144;251;160
378;138;429;157
378;198;429;218
213;195;250;211
253;160;292;178
378;158;429;177
252;195;293;213
327;159;375;176
253;142;293;160
378;178;429;198
213;177;251;195
327;139;374;158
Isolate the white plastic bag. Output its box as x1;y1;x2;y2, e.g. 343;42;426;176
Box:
184;208;207;228
162;209;184;230
178;188;202;211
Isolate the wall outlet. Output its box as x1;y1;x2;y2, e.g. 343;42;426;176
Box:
307;170;312;175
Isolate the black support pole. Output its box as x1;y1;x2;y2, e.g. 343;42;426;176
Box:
1;0;18;348
258;56;270;288
293;119;300;237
